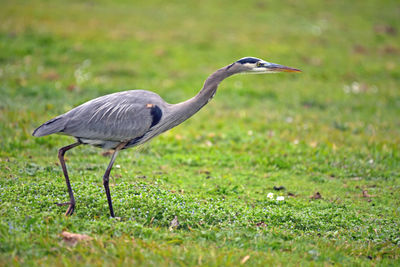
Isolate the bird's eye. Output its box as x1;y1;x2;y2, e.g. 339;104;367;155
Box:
256;61;262;67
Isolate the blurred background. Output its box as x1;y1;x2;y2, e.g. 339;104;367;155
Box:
1;0;399;189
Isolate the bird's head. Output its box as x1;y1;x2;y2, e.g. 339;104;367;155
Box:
228;57;301;74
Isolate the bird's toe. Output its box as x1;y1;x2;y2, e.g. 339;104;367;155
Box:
56;202;75;216
65;204;75;216
55;202;71;206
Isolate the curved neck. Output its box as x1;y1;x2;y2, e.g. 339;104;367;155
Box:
167;66;235;127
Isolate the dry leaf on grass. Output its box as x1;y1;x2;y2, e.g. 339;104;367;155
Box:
362;190;371;198
61;231;92;246
241;255;250;264
101;150;113;157
310;192;322;200
42;70;60;81
362;190;375;199
169;216;180;231
255;222;267;228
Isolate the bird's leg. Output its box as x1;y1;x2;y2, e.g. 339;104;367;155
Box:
56;142;81;216
103;142;127;218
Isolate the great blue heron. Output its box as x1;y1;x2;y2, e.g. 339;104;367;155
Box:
33;57;301;217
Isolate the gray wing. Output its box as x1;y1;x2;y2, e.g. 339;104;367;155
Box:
34;90;165;142
64;90;165;141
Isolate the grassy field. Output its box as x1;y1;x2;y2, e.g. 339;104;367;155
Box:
1;0;399;265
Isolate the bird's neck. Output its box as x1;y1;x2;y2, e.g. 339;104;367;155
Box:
169;66;234;126
193;67;233;108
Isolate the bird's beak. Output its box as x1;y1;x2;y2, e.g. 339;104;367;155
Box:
266;63;301;73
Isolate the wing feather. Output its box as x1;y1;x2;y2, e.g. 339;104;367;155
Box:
62;90;165;141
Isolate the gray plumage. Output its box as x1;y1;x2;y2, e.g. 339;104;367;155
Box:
33;57;300;217
34;90;168;149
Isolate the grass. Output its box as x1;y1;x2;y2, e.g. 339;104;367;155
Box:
1;0;400;265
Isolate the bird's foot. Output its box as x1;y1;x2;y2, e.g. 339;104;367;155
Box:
55;202;75;216
55;202;70;206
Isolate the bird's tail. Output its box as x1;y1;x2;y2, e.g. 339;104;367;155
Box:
32;116;66;137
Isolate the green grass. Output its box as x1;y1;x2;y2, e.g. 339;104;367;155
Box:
1;0;400;266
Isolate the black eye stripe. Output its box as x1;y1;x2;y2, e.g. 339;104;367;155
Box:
237;57;260;64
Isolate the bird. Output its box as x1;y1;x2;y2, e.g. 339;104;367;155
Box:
32;57;301;218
